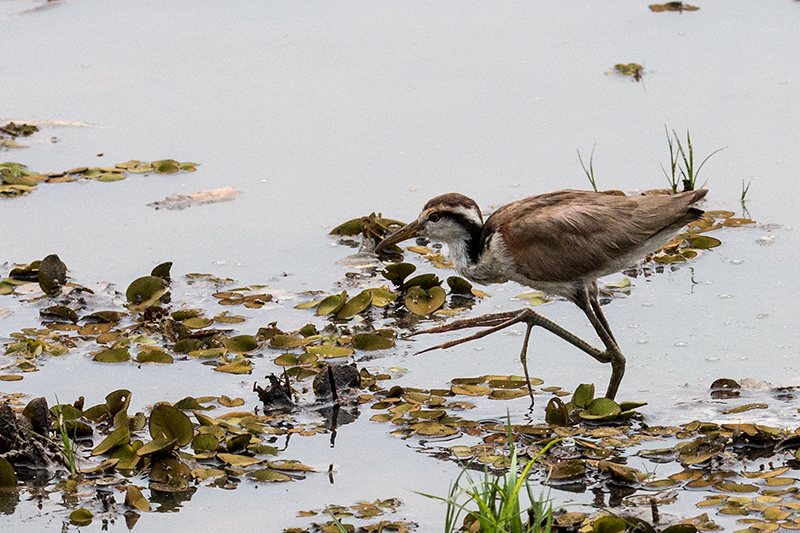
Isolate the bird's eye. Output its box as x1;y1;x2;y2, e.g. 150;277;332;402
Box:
428;213;441;223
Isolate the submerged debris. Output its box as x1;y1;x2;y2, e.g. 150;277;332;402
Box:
649;2;700;12
147;186;241;210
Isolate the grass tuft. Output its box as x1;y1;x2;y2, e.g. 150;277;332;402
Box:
418;420;560;533
577;144;598;192
662;126;725;192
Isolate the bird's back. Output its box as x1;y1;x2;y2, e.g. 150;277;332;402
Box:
483;190;706;284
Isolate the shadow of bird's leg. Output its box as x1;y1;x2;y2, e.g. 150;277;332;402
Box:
573;284;626;400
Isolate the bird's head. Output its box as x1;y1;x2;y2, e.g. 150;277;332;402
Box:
375;193;483;252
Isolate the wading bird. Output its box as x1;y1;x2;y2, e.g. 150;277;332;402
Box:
375;189;707;402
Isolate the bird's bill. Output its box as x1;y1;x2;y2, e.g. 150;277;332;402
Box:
375;220;422;253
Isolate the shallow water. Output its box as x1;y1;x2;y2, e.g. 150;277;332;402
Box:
2;0;800;531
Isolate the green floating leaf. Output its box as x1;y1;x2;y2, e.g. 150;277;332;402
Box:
572;383;595;409
306;345;353;358
41;305;78;323
316;291;347;316
106;389;132;418
545;397;569;426
192;433;220;454
0;281;13;295
382;262;416;285
251;469;291;483
94;347;130;363
579;398;621;421
405;286;446;315
126;275;168;305
214;359;253;374
149;404;194;447
446;276;473;295
723;403;768;414
152;159;180;174
270;335;313;349
137;437;178;457
352;333;394;351
368;287;397;307
137;347;174;364
183;317;212;329
92;426;130;456
223;335;258;354
69;508;93;526
604;278;631;289
274;353;298;366
336;290;373;318
592;515;627;533
0;456;17;488
124;485;150;512
97;173;126;182
151;261;173;279
689;235;722;249
403;273;440;291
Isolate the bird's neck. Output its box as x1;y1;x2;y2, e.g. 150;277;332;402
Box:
445;219;484;276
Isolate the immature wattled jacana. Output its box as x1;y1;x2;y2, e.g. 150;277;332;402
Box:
375;189;707;402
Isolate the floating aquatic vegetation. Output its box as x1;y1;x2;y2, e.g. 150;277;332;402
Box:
613;62;645;81
0;158;198;199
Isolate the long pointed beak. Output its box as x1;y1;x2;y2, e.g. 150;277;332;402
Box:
375;219;423;253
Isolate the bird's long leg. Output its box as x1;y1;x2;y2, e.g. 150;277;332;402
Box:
518;321;536;403
573;284;626;400
412;307;616;402
588;282;616;344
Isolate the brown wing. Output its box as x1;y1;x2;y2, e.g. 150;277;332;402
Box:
484;190;705;282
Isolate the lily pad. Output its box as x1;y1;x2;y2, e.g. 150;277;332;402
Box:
183;317;213;329
0;457;17;488
69;509;93;526
306;345;354;358
405;286;446;316
137;347;174;364
151;261;173;279
149;404;194;447
251;469;291;483
689;235;722;249
270;335;314;349
94;347;130;363
316;291;347;316
352;333;394;351
546;397;570;426
447;276;473;295
579;398;622;421
152;159;181;174
126;275;168;305
223;335;259;354
403;273;441;291
124;486;150;512
214;359;253;374
367;287;397;307
572;383;595;409
382;263;416;285
336;290;373;319
92;426;130;456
